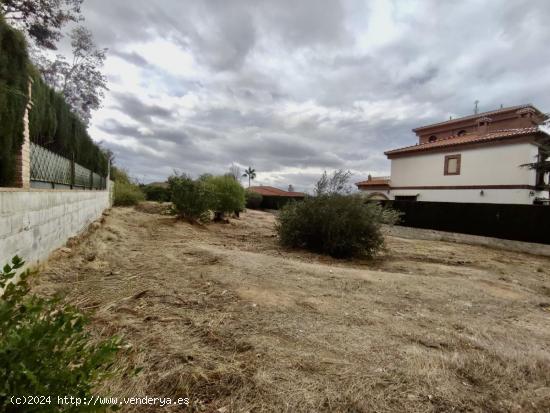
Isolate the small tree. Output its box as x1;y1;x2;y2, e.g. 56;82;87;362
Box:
204;175;245;221
227;164;241;182
37;26;108;125
242;166;256;188
1;0;83;50
169;173;213;222
315;169;353;195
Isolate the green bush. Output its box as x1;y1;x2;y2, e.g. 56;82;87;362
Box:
142;184;170;203
112;168;144;206
245;190;263;209
114;180;144;206
204;175;245;217
276;194;387;258
169;174;213;222
0;256;121;411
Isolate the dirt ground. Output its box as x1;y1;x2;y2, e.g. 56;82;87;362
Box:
33;203;550;412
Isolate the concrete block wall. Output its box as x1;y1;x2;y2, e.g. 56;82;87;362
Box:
0;188;111;269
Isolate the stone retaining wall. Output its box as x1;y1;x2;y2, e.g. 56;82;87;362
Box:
0;187;112;268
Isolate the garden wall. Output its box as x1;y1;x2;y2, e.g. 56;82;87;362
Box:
384;200;550;244
0;186;113;268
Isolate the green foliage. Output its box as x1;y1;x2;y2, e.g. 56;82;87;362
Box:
245;189;263;209
169;173;245;222
0;16;29;186
379;206;402;225
114;180;144;206
142;184;170;203
0;256;121;412
29;72;108;176
110;166;129;183
169;174;214;222
0;17;108;186
204;175;245;215
277;194;387;258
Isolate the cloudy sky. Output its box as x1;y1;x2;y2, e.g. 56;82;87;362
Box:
74;0;550;191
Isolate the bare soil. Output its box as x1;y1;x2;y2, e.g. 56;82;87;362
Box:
34;204;550;412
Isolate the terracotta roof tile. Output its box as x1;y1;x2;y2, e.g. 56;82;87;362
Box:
385;127;543;156
412;104;547;132
356;177;391;187
248;186;305;197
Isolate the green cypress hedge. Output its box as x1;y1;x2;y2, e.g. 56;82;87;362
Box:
0;17;108;186
0;16;29;186
29;74;108;176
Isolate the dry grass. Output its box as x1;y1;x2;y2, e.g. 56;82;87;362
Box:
33;203;550;412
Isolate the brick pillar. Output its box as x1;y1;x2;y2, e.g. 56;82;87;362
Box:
14;78;33;189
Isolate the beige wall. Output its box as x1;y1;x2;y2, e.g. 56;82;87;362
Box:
390;142;538;187
357;142;545;204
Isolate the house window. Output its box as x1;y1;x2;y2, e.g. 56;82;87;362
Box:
428;135;437;142
444;154;461;175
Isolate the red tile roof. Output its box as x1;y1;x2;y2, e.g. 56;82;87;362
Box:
356;177;391;187
413;104;547;132
385;127;543;157
248;186;305;197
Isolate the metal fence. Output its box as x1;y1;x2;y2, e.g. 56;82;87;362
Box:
30;142;107;190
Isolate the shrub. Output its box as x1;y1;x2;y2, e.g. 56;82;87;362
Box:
204;175;245;218
379;206;402;225
245;190;263;209
277;194;387;258
114;180;145;206
0;256;121;411
169;173;213;222
112;167;145;206
142;184;170;203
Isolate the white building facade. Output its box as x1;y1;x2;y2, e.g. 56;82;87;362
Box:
357;105;549;205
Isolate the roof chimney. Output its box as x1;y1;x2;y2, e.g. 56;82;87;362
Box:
477;116;492;134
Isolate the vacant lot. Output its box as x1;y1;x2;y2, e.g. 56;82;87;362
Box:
34;204;550;412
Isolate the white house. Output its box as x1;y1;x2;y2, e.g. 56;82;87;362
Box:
357;105;549;205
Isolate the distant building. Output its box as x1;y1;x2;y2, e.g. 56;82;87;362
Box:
357;104;550;204
248;186;305;209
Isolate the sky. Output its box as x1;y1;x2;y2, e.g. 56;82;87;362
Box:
71;0;550;191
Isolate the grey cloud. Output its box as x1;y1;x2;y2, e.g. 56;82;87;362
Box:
110;50;152;68
110;92;173;123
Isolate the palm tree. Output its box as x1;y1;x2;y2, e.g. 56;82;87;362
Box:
242;167;256;188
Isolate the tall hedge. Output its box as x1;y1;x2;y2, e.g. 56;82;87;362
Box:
0;17;108;186
29;74;108;176
0;16;29;186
